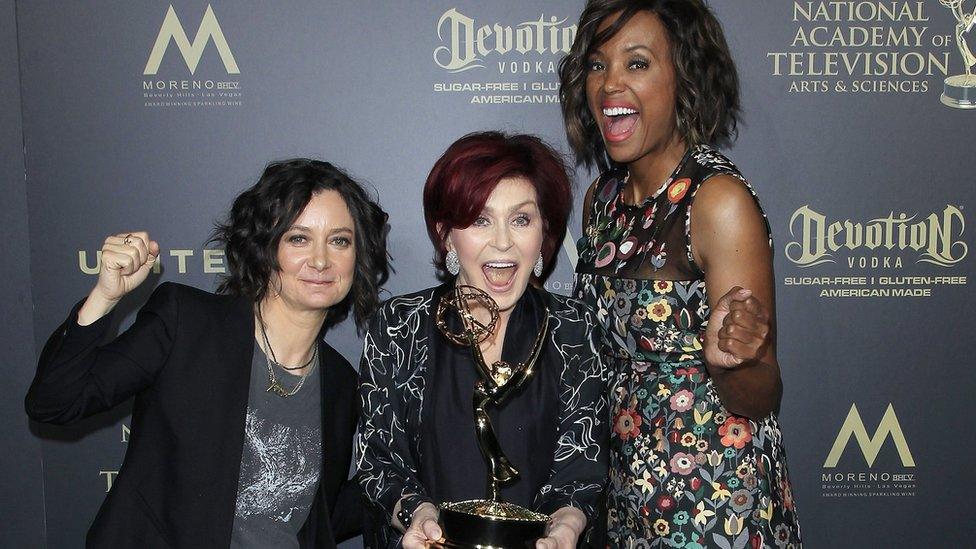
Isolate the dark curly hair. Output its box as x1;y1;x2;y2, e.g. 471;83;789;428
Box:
211;159;390;332
423;131;572;281
558;0;740;171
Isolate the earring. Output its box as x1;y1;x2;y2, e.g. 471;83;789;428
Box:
533;253;544;277
446;250;460;276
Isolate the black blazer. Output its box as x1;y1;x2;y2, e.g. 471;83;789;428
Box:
25;282;361;548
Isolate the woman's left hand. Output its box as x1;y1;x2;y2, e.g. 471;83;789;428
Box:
535;507;585;549
702;286;771;370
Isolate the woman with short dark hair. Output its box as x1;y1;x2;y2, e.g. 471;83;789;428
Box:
26;158;390;548
357;132;609;549
559;0;801;545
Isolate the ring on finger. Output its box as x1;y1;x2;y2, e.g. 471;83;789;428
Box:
123;233;133;246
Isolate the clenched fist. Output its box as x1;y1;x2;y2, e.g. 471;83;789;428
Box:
77;231;159;325
702;286;771;370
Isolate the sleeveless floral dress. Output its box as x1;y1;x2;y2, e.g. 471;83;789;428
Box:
573;146;801;548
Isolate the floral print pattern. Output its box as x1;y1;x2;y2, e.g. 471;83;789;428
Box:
574;146;801;547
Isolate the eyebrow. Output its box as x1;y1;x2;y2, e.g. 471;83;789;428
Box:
482;200;538;214
590;43;652;56
288;225;355;235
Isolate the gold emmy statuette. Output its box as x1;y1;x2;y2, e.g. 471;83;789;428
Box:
432;285;550;549
940;0;976;108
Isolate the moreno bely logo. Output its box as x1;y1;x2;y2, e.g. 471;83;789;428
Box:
144;4;238;76
821;403;917;498
824;403;915;468
141;4;243;108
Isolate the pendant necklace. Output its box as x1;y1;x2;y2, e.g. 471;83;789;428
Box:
256;305;318;397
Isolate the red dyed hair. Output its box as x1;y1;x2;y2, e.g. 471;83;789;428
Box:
423;131;573;280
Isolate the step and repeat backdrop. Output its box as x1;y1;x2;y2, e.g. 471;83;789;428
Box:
6;0;974;547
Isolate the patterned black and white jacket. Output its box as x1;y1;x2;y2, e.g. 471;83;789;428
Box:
356;285;611;548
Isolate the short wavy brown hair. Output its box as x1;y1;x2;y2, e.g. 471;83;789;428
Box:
211;159;390;333
559;0;740;170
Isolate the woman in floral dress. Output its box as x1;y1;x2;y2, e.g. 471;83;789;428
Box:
558;1;801;547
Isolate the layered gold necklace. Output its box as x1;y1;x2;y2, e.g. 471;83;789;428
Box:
256;305;318;398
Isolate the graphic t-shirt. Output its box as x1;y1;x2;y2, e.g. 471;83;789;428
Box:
230;346;322;548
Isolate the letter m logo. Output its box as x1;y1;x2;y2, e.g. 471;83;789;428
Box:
824;403;915;468
144;4;239;76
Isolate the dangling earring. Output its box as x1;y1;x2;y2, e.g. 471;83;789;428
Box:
533;253;544;277
446;249;460;276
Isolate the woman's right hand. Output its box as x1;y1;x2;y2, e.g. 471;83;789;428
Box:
77;231;159;326
401;502;442;549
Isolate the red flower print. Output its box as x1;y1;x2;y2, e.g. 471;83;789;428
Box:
656;494;675;512
642;206;655;229
667;178;691;203
669;452;696;475
669;390;695;412
719;417;753;449
614;408;643;441
690;477;702;491
780;477;795;511
638;335;657;351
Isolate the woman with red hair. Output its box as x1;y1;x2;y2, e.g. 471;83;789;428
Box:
357;132;610;548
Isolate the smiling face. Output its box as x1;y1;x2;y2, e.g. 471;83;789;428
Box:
447;177;544;314
585;10;682;165
271;190;356;314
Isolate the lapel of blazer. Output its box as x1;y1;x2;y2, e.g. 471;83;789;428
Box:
318;338;341;503
212;295;257;547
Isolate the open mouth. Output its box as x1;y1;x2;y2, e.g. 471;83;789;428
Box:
602;105;640;142
481;261;517;291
